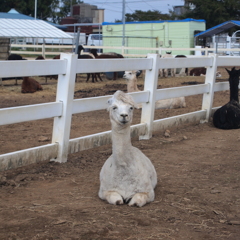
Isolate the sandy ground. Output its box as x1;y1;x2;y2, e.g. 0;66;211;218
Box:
0;68;240;240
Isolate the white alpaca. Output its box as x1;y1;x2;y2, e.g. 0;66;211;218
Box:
99;90;157;207
123;70;186;109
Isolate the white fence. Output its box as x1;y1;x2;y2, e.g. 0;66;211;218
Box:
0;53;238;171
10;44;240;58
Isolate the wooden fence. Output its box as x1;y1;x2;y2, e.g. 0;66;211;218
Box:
0;53;239;171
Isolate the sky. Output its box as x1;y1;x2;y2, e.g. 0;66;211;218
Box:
82;0;185;23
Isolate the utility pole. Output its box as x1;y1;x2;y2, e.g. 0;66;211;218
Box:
34;0;37;19
122;0;125;46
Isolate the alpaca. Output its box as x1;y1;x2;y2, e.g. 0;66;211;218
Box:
77;45;102;83
174;55;188;77
123;71;141;93
35;55;48;83
161;52;175;78
190;67;206;76
21;77;43;93
123;70;186;109
3;54;27;85
90;49;124;80
99;90;157;207
190;67;221;77
213;67;240;129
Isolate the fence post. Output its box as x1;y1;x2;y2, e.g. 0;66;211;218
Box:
139;53;159;140
202;53;218;121
51;53;77;163
42;41;45;58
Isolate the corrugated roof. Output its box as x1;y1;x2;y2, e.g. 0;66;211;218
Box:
195;20;240;37
0;10;67;30
0;18;73;38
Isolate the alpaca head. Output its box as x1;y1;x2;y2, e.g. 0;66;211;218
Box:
123;70;142;80
108;90;137;127
123;71;136;81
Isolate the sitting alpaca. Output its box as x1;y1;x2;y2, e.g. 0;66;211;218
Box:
21;77;43;93
99;90;157;207
123;70;186;109
213;67;240;129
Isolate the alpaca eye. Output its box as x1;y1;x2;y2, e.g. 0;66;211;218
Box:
113;106;117;110
130;107;133;110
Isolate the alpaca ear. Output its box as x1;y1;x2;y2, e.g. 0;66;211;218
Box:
225;68;230;74
107;98;113;105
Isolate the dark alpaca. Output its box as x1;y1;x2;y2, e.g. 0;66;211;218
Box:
3;54;27;85
77;45;102;83
189;67;206;76
213;67;240;129
90;49;124;80
8;54;27;61
21;77;43;93
35;55;49;83
35;55;45;60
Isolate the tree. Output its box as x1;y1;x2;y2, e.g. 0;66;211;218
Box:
181;0;240;28
56;0;83;23
116;10;173;22
0;0;83;23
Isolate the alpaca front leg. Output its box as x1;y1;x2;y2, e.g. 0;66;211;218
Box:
128;192;149;207
104;191;124;205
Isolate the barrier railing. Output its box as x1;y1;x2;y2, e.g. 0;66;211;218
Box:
10;44;240;58
0;54;237;171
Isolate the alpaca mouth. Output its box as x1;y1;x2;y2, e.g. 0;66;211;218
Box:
121;120;128;124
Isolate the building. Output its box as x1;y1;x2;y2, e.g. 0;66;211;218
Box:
61;3;104;34
194;20;240;56
0;10;72;59
0;8;66;30
102;18;206;55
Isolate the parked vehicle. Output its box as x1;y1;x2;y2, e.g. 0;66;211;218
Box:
85;34;103;53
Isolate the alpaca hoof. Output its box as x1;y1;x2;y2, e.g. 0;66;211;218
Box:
128;193;148;207
115;199;124;205
105;191;123;205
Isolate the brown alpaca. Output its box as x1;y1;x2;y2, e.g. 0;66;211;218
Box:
90;49;124;80
21;77;43;93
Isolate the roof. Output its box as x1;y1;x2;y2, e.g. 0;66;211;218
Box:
0;9;66;30
102;18;205;25
195;20;240;37
0;18;73;39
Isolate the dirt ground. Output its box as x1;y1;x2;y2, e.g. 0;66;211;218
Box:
0;68;240;240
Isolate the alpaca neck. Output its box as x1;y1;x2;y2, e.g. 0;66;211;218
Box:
111;125;132;165
127;78;139;92
229;78;239;102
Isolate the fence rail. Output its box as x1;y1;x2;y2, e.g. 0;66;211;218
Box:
10;44;240;58
0;53;238;171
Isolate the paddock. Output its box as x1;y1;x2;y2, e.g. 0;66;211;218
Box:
0;55;240;239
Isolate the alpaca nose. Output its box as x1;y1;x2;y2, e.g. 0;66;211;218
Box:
120;113;128;118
